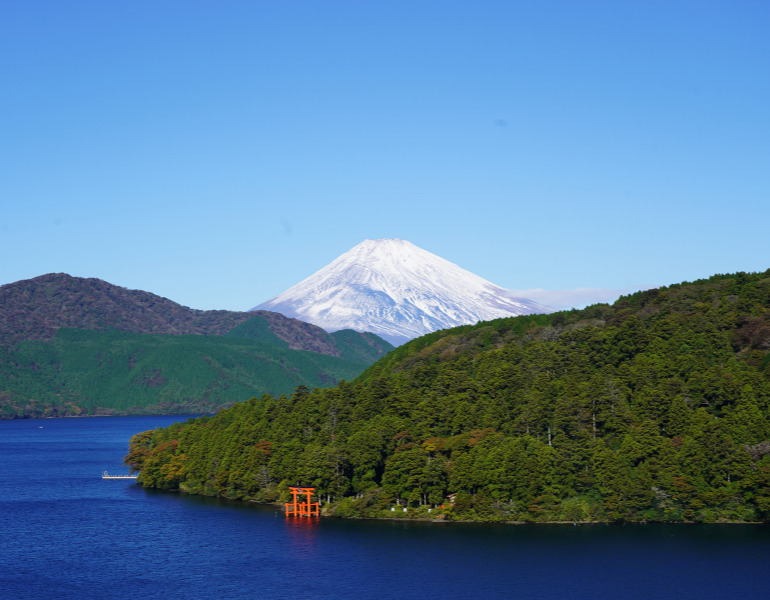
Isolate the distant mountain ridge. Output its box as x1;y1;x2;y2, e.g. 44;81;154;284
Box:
0;273;381;357
0;273;393;418
254;239;552;345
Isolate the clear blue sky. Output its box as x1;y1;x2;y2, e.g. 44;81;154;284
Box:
2;1;768;310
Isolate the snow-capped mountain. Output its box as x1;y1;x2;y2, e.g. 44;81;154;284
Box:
253;239;552;346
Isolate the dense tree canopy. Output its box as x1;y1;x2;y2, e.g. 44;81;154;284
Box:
127;270;770;522
0;324;391;418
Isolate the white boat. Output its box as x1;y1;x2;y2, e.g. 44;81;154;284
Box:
102;471;137;480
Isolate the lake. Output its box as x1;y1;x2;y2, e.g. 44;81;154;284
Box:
1;415;769;599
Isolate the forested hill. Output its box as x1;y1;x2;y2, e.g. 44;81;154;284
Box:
1;273;358;355
0;274;393;418
129;270;770;523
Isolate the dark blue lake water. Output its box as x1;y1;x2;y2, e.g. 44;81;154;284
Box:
1;416;769;599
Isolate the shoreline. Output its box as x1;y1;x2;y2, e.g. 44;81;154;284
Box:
146;485;765;525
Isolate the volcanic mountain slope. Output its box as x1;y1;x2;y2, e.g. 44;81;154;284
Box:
254;239;552;345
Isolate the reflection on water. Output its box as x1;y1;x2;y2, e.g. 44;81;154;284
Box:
285;516;321;559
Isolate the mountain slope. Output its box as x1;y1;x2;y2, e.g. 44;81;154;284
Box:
0;274;393;417
0;273;252;344
0;328;374;418
130;269;770;523
254;239;551;345
0;273;392;357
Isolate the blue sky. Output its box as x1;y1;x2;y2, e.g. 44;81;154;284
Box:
2;1;768;311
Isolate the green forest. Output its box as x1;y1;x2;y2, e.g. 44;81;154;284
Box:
0;323;390;418
126;270;770;523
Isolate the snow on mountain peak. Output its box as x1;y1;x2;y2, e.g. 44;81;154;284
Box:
253;239;551;345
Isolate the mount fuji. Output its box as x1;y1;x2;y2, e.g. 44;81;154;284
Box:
253;239;552;346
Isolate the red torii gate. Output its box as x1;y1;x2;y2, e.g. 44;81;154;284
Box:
285;486;320;517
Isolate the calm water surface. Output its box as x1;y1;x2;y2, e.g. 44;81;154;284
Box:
1;416;769;599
